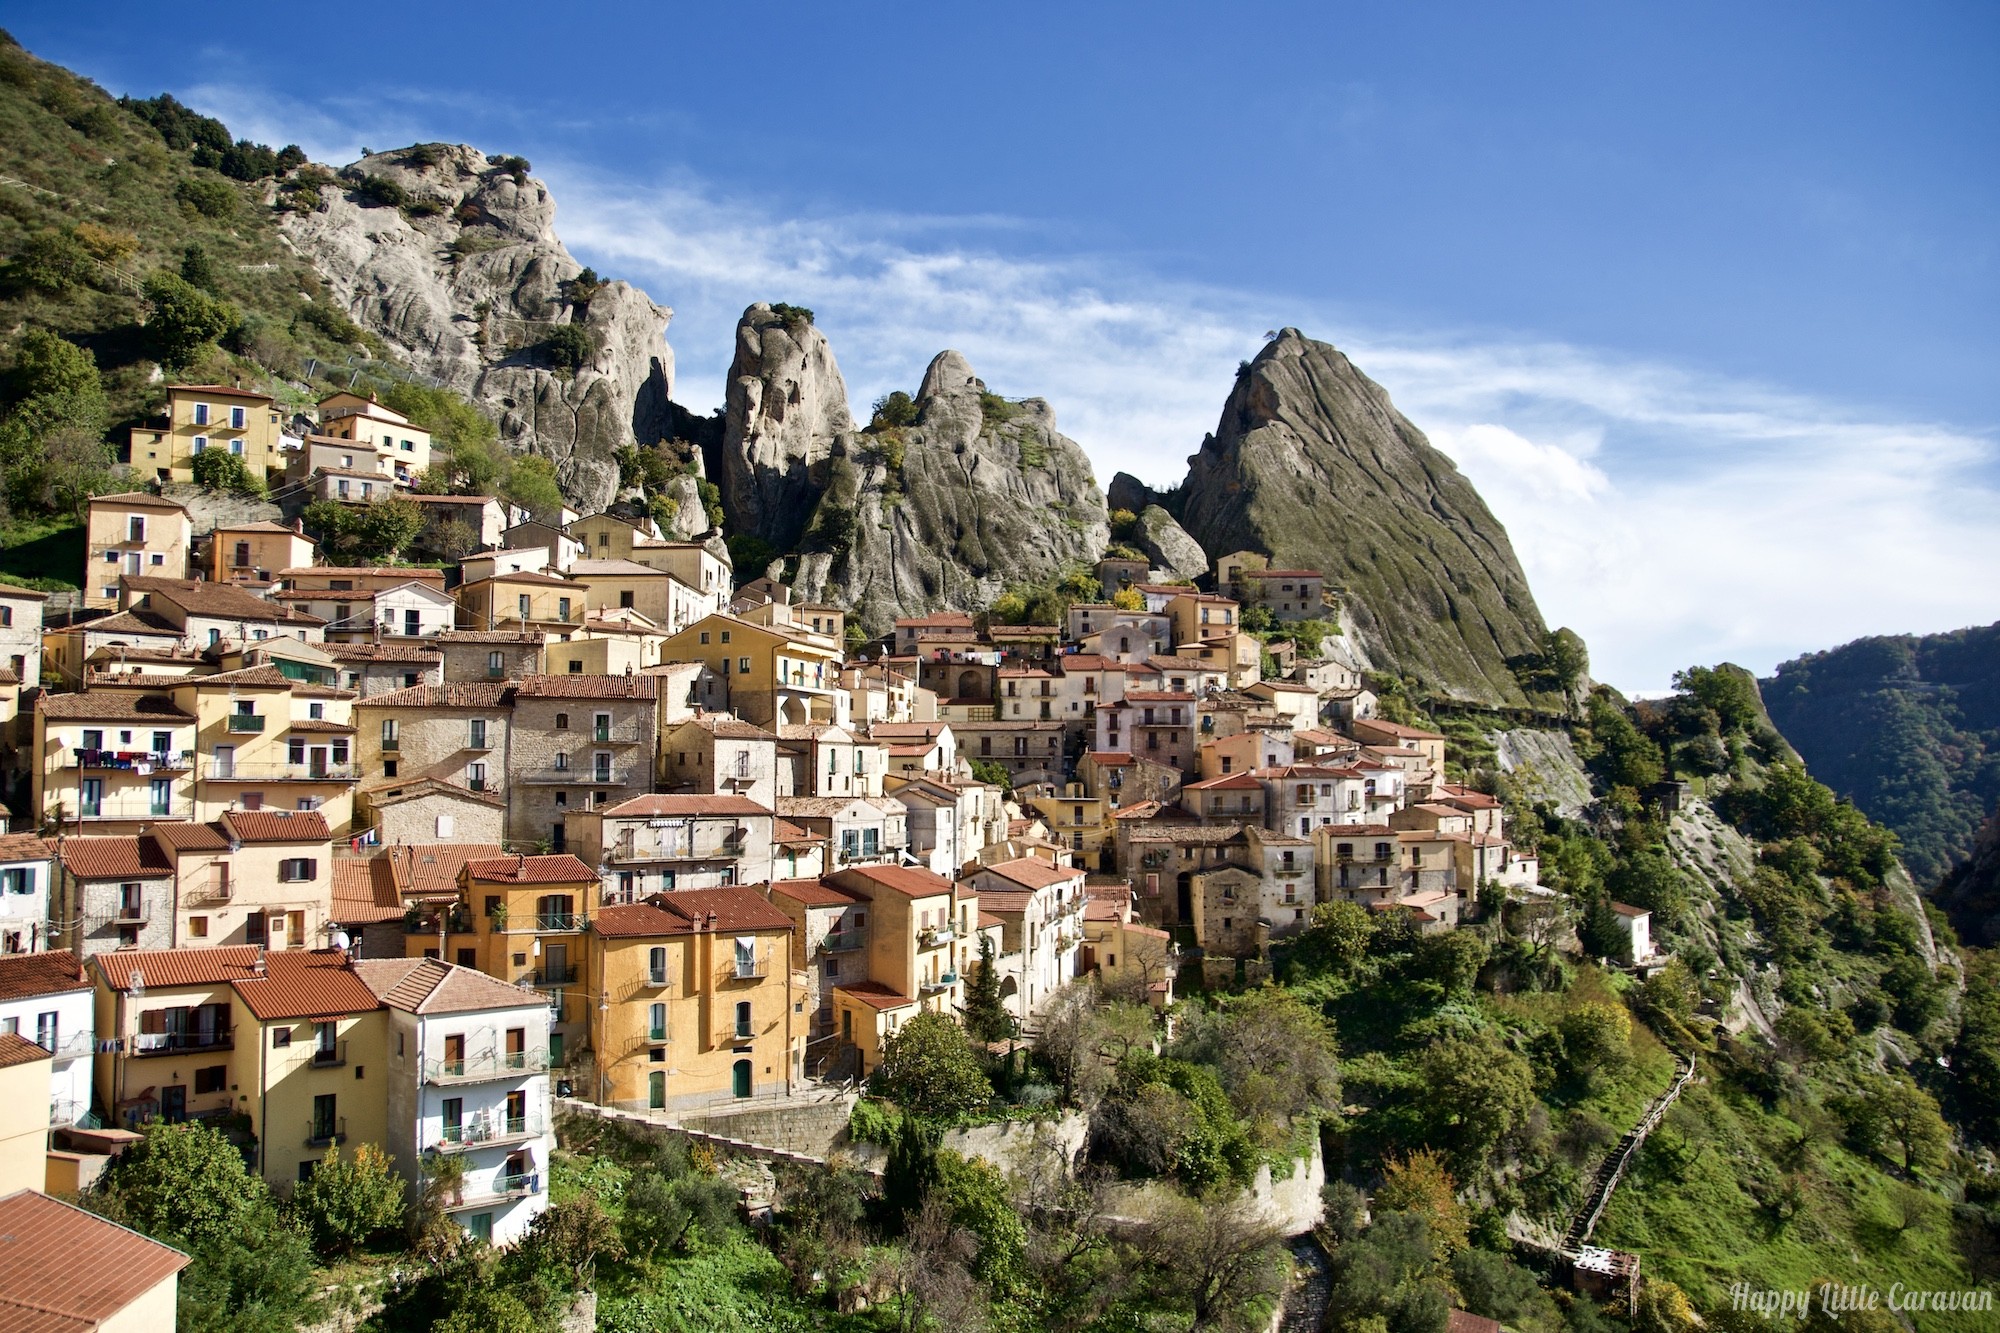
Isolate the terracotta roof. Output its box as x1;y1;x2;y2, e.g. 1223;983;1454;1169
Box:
172;382;274;400
834;980;917;1010
285;718;355;734
96;944;264;992
0;950;88;1003
1126;824;1247;845
404;493;497;505
569;558;669;576
383;843;506;898
1610;901;1650;918
1351;718;1447;741
232;949;381;1021
674;715;776;740
828;864;958;900
331;857;403;923
433;630;549;644
121;576;324;624
868;722;952;739
654;886;795;933
39;692;194;722
979;857;1082;890
765;878;860;907
181;664;292;689
362;681;512;708
461;570;573;588
591;902;695;938
1184;773;1262;791
352;957;548;1014
221;809;331;843
776;796;879;819
599;795;769;820
88;490;191;512
59;837;174;880
281;566;446;581
464;853;596;884
0;834;53;863
0;1189;190;1328
145;823;231;853
367;777;505;809
895;612;977;629
0;583;51;600
1124;690;1195;703
0;1030;52;1073
514;673;657;700
1447;1312;1503;1333
327;642;444;662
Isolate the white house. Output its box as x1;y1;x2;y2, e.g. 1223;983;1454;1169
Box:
963;857;1086;1022
355;957;554;1247
0;949;94;1126
0;835;54;956
1610;902;1654;964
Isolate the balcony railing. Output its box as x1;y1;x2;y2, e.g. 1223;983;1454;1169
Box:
643;969;670;987
134;1029;233;1055
62;749;194;772
306;1115;347;1147
533;912;581;932
732;956;769;980
201;759;360;782
381;736;401;751
310;1040;348;1068
225;714;266;733
115;899;150;924
822;930;865;953
421;1050;548;1084
432;1113;540;1152
36;1032;95;1061
529;964;578;986
404;909;473;935
918;927;955;948
647;1026;669;1044
521;766;637;786
74;796;195;822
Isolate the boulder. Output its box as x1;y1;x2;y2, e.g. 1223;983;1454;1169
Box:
1133;505;1206;582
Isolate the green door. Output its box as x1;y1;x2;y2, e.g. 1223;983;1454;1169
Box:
648;1072;665;1109
732;1059;752;1099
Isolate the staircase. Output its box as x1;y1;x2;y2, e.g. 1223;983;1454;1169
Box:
1561;1052;1696;1253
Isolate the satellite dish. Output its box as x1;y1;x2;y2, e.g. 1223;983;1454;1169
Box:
331;929;352;952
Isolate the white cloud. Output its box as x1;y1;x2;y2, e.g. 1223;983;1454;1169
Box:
161;82;2000;694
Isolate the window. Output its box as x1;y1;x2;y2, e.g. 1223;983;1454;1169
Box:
517;594;532;619
188;915;208;938
648;946;667;984
734;1001;752;1040
230;405;246;429
738;657;751;675
311;1094;337;1141
279;858;317;882
469;719;488;748
195;1065;227;1094
648;1002;666;1041
554;712;569;730
127;515;146;542
557;597;572;621
488;651;505;677
193;402;210;426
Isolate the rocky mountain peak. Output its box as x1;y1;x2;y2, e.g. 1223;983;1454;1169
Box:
1177;329;1549;703
717;304;854;551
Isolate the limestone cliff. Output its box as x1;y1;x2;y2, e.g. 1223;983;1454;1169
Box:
1177;329;1547;703
716;304;852;551
788;349;1110;632
279;144;673;512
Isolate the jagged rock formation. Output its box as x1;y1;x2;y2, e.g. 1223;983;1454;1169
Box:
280;144;674;511
789;348;1110;632
1132;505;1206;582
1176;330;1547;704
1107;471;1161;516
716;305;853;551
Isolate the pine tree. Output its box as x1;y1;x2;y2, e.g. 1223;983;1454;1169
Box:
963;933;1015;1042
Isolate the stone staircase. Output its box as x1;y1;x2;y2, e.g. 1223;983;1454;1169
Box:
1561;1052;1696;1253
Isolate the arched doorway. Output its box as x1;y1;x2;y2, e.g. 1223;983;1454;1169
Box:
732;1058;753;1098
956;669;981;699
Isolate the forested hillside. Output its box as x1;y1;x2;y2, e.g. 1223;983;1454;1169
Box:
1761;623;2000;891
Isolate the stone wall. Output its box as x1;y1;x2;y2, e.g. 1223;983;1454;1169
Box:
1104;1136;1325;1237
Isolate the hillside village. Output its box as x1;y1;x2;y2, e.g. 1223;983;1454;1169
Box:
0;379;1669;1257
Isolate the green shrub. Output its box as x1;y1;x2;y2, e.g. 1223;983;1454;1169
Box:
767;302;813;329
289;1143;405;1257
542;322;595;372
346;173;408;209
869;389;918;429
141;272;239;366
7;227;91;293
190;447;258;494
174;176;236;219
979;390;1020;426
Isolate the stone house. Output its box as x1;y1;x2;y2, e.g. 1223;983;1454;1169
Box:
568;793;777;900
504;674;659;851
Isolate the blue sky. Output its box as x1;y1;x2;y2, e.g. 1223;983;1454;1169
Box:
13;2;1999;691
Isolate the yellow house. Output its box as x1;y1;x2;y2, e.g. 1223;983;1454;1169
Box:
82;493;192;611
93;944;257;1133
659;613;843;729
156;809;336;953
407;854;599;1069
229;948;389;1184
317;392;433;483
1026;784;1110;870
586;887;800;1111
126;384;284;485
0;1033;51;1196
34;690;198;831
454;570;585;634
173;665;358;831
209;521;317;586
825;864;976;1073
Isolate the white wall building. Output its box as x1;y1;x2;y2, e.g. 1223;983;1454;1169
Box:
0;949;94;1126
0;835;54;956
355;958;554;1247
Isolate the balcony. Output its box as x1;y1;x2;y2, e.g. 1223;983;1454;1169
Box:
647;1026;669;1044
115;899;150;924
521;766;636;786
642;969;670;988
447;1171;541;1209
75;796;195;822
306;1115;347;1147
432;1113;541;1153
533;912;581;932
62;749;194;772
919;974;954;994
732;956;769;980
381;735;401;752
529;964;577;986
310;1040;348;1069
918;927;955;949
225;714;266;733
201;759;360;782
36;1032;95;1062
421;1049;549;1084
404;908;473;936
134;1029;233;1056
822;930;864;953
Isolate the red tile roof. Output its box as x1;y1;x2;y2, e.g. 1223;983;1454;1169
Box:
655;886;795;933
834;980;916;1010
0;1189;190;1328
765;878;860;907
146;823;232;853
39;692;195;722
221;809;332;843
88;490;191;512
97;945;265;992
331;858;403;923
0;834;53;863
828;864;958;900
592;902;695;938
351;957;547;1014
601;794;774;819
384;843;506;898
464;853;596;884
0;950;88;1002
59;836;174;880
514;673;658;700
979;857;1082;890
232;949;382;1021
0;1031;52;1069
1184;773;1262;791
362;682;513;708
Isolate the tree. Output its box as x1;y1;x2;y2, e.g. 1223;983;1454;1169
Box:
92;1119;268;1250
289;1142;405;1256
1672;664;1762;736
1137;1190;1289;1333
517;1195;624;1287
874;1011;992;1120
621;1170;738;1261
1558;1001;1633;1079
969;758;1012;790
541;322;596;373
871;390;919;429
1325;1210;1450;1333
931;1150;1027;1287
1413;1034;1536;1175
502;454;566;523
1033;981;1111;1108
874;1196;989;1333
772;1161;870;1298
963;934;1015;1042
1169;986;1340;1134
180;242;219;292
35;426;118;518
8;228;92;293
191;447;256;494
429;517;480;559
141;271;239;366
1111;587;1145;611
1410;929;1488;996
1586;691;1664;792
1839;1073;1951;1177
352;496;424;559
1374;1149;1470;1260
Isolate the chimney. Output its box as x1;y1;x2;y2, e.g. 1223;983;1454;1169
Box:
253;944;266;977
